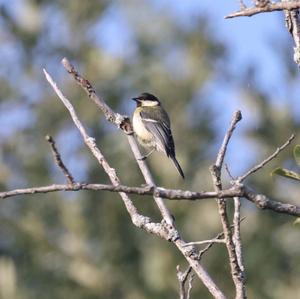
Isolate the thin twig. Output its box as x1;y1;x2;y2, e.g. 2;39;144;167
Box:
215;110;242;169
238;0;247;10
186;273;194;299
61;58;125;127
198;239;221;261
225;1;300;19
45;135;75;184
237;134;295;182
183;239;226;246
176;265;194;299
197;218;246;261
225;163;235;181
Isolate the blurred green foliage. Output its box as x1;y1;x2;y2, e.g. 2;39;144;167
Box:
0;1;299;298
272;145;300;181
271;145;300;227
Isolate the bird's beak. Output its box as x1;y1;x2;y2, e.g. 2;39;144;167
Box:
132;97;140;102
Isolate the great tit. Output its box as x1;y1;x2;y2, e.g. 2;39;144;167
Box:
132;92;185;179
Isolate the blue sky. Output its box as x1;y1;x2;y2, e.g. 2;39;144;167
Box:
1;0;298;178
156;1;299;174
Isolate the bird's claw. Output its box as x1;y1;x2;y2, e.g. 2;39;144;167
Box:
137;156;147;161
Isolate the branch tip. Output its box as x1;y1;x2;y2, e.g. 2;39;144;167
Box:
238;133;295;182
45;134;75;185
225;1;300;19
235;110;242;122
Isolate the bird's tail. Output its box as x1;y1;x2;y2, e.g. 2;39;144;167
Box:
171;156;185;179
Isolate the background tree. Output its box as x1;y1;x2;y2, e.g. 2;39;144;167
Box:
0;1;299;298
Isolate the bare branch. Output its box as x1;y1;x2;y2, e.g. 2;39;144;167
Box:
177;265;193;299
0;183;241;200
45;135;75;184
238;0;247;10
198;235;225;261
186;273;194;299
60;59;230;298
44;66;227;299
232;197;246;293
225;1;300;19
61;58;174;226
227;1;300;67
243;185;300;216
197;218;245;261
61;58;127;128
283;0;300;67
43;68;167;239
225;163;235;181
42;61;299;298
0;183;151;199
1;181;299;217
183;239;226;246
238;134;295;182
210;111;246;299
215;110;242;170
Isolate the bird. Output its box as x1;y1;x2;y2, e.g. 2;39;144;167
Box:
132;92;185;179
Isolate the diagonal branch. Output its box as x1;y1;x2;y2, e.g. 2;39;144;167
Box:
61;57;174;226
44;67;227;299
60;58;229;298
215;111;242;170
61;59;124;127
45;135;75;184
238;134;295;182
197;217;246;261
43;68;166;238
225;1;300;19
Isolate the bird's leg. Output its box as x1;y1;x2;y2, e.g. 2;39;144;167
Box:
138;149;155;161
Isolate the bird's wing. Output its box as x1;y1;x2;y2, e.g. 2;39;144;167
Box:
140;109;175;157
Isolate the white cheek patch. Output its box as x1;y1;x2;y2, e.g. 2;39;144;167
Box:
142;101;159;107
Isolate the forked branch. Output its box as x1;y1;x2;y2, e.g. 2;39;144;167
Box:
225;1;300;18
0;60;297;299
43;66;227;299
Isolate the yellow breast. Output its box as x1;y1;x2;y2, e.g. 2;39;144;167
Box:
132;108;153;141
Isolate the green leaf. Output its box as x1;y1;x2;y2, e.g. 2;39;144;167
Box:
293;145;300;167
293;218;300;226
271;167;300;181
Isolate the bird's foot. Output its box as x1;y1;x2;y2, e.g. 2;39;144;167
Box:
137;155;147;161
137;149;155;161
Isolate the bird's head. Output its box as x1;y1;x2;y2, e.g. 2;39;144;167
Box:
132;92;161;107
